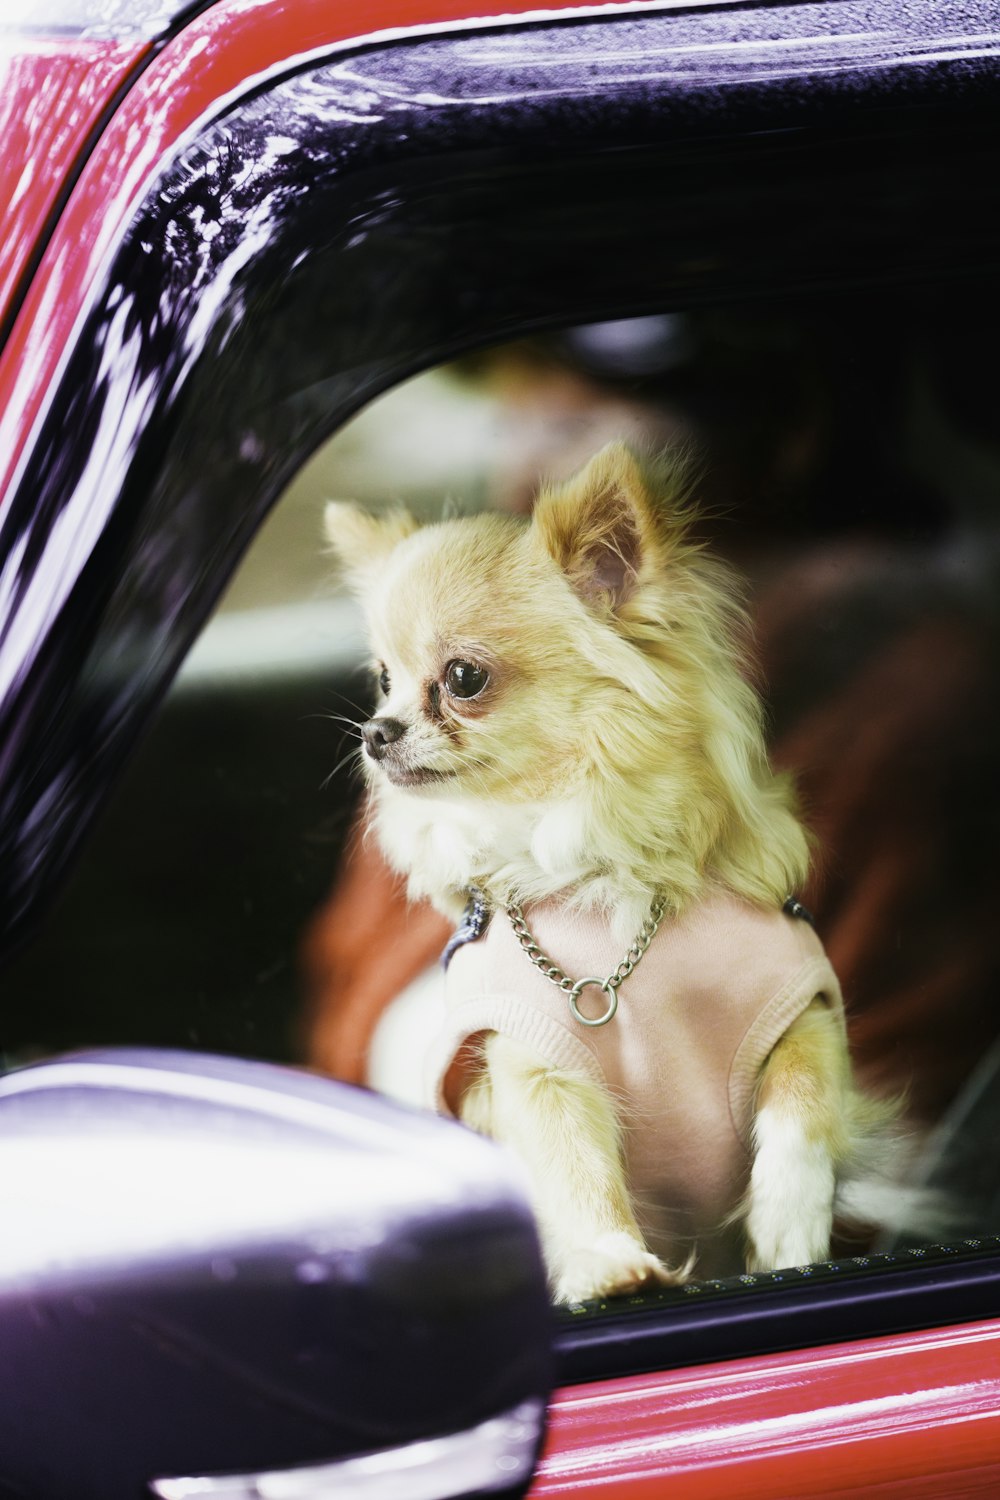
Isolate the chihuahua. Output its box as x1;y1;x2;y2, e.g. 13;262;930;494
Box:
327;443;889;1303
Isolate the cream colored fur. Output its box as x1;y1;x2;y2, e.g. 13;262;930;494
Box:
327;443;879;1302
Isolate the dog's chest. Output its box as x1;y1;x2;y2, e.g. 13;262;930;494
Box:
432;892;842;1254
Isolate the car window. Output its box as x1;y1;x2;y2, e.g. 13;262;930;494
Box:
5;297;999;1357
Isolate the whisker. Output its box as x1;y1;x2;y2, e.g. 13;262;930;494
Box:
320;745;366;790
328;689;375;718
322;713;365;735
302;712;363;735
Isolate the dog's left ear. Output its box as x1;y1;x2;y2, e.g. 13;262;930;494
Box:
530;443;676;614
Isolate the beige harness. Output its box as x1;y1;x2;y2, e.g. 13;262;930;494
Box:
427;891;843;1273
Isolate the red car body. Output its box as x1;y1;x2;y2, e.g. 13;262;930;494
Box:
2;2;1000;1495
535;1320;1000;1497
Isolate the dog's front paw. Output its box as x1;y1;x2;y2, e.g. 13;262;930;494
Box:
745;1226;830;1273
745;1181;833;1270
552;1231;689;1305
745;1133;834;1271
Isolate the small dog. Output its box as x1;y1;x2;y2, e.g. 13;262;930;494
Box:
327;443;889;1303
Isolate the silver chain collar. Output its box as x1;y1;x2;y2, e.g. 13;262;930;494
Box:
504;893;667;1028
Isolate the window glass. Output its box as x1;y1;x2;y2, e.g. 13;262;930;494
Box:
4;295;999;1298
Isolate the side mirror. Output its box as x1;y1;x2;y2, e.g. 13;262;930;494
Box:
0;1050;551;1499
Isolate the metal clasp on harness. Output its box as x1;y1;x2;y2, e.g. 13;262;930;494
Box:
567;976;619;1027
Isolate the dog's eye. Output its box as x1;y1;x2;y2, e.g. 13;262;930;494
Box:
378;665;391;696
444;659;489;699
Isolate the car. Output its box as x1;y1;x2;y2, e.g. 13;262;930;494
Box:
2;0;1000;1495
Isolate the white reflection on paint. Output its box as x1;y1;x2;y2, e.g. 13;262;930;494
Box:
0;1059;518;1285
0;293;158;703
0;1133;436;1283
541;1363;1000;1491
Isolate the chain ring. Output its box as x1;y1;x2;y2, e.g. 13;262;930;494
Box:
567;976;619;1027
505;894;665;1027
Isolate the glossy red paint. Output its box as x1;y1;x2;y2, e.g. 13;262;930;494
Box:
532;1319;1000;1498
0;37;148;331
0;0;645;503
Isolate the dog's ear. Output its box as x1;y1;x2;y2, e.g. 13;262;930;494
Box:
530;443;677;614
324;502;417;587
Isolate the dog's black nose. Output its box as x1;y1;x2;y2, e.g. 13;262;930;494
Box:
361;717;407;760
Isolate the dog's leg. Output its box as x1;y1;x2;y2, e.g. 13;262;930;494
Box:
462;1031;686;1304
745;997;851;1270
